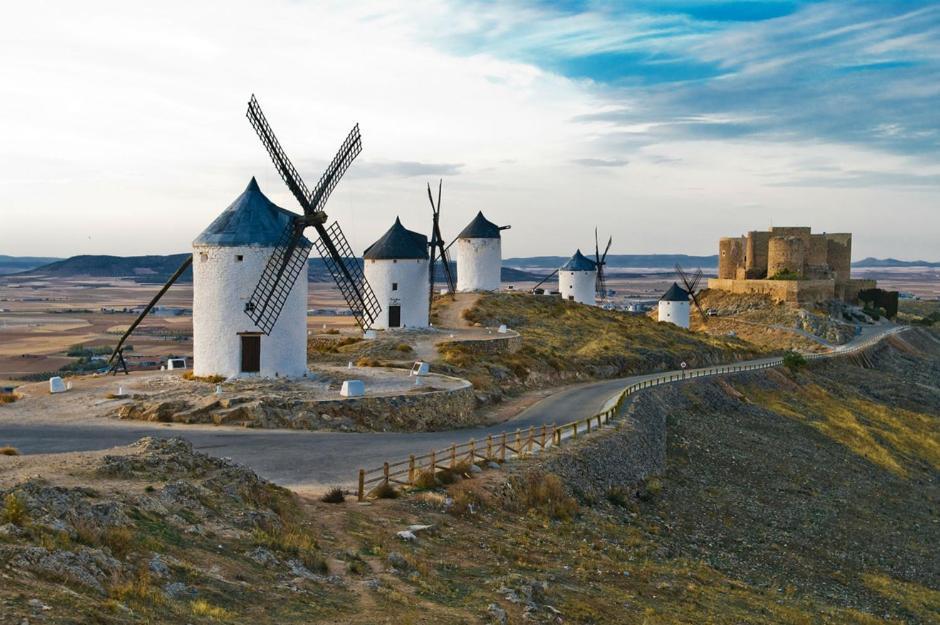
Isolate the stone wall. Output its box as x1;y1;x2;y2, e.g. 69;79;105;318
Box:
825;233;852;282
745;231;771;279
437;331;522;355
767;236;805;278
707;278;836;304
718;237;744;279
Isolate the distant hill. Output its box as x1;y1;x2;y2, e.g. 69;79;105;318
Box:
852;257;940;268
13;254;544;285
0;255;62;275
504;254;719;270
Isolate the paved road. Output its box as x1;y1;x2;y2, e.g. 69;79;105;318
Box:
0;324;897;491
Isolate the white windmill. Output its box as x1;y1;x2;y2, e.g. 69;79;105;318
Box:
558;249;597;305
363;218;430;329
455;211;510;292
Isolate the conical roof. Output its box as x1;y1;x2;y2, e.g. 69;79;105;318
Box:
363;217;428;260
194;178;306;247
457;211;502;239
561;249;597;272
660;282;689;302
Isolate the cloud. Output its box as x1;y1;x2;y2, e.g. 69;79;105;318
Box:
350;160;465;178
572;157;629;167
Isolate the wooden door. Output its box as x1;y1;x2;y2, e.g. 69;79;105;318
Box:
240;335;261;373
388;305;401;328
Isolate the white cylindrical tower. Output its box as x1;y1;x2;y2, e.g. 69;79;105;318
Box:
558;249;597;305
192;178;309;379
657;282;690;329
456;211;503;292
363;217;430;330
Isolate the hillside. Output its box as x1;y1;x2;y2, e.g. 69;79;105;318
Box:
853;257;940;268
12;254;542;284
504;253;718;269
1;330;936;623
0;255;61;275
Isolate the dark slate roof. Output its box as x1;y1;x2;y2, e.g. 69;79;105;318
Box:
193;178;306;247
561;249;597;272
457;211;502;239
660;282;690;302
363;217;429;260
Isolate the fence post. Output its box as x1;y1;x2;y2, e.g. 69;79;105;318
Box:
500;432;507;461
486;434;493;460
358;469;365;502
430;450;436;473
408;455;416;484
586;416;592;434
540;424;547;448
514;429;522;456
572;422;578;439
527;426;535;454
469;439;476;463
450;444;456;468
383;462;390;486
552;424;559;445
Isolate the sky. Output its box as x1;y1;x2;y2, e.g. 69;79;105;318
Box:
1;0;938;261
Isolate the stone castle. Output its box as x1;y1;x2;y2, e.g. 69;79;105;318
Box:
708;226;875;304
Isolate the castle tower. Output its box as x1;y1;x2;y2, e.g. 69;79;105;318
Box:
558;249;597;305
192;178;308;379
658;282;690;329
455;211;502;292
768;236;806;278
362;217;429;330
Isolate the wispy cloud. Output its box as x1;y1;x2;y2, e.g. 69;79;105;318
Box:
572;157;628;167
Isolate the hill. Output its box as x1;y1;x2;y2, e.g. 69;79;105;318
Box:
504;253;718;269
853;257;940;268
0;255;62;275
12;254;543;284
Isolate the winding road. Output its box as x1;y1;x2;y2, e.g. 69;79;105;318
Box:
0;324;898;492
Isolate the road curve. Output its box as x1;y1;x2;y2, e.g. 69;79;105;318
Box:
0;325;898;491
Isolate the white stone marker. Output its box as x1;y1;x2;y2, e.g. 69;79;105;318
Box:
340;380;365;397
49;377;67;394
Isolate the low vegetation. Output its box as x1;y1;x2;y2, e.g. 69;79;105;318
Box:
0;392;17;404
181;371;226;384
0;445;21;455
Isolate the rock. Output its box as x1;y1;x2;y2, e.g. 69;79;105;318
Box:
11;546;124;595
470;464;483;474
405;524;432;533
386;552;410;571
396;530;416;541
0;523;25;538
149;554;170;577
246;547;279;566
487;603;508;625
487;461;501;470
163;581;198;599
365;577;381;590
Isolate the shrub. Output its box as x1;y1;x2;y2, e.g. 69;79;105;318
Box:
110;567;164;606
1;493;28;525
324;328;340;335
0;445;20;455
182;372;225;383
518;473;578;521
412;469;439;490
395;343;413;353
372;482;399;499
637;477;663;502
447;481;491;516
320;487;345;504
606;487;631;508
346;554;368;575
0;393;17;404
782;351;807;372
253;524;326;571
190;599;234;621
355;357;383;367
769;270;800;281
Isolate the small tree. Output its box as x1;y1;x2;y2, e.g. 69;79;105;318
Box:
783;351;807;373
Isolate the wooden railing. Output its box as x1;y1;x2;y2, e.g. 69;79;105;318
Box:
356;327;901;500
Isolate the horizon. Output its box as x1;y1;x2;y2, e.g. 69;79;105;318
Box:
2;1;939;260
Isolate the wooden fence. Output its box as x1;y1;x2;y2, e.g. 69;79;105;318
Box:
357;328;899;501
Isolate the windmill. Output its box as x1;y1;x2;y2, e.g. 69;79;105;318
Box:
675;263;707;323
244;95;380;335
594;228;612;302
105;95;379;375
426;179;456;310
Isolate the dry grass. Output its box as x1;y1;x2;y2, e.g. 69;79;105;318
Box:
1;493;28;525
514;472;579;520
0;446;20;456
320;487;345;504
0;392;17;404
190;599;235;621
372;482;399;499
181;371;225;384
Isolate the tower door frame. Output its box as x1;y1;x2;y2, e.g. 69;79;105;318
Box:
239;333;261;373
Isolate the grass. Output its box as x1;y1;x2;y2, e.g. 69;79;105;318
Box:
320;487;345;504
190;599;235;621
0;445;20;456
0;392;17;404
372;482;399;499
252;524;328;573
182;371;226;384
513;472;579;520
1;493;28;525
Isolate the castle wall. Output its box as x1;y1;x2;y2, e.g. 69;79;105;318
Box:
718;237;744;280
744;231;770;279
767;236;806;278
806;234;830;279
825;233;852;282
707;278;835;305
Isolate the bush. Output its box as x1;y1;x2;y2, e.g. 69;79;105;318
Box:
447;481;491;516
190;599;235;621
412;469;439;490
395;343;413;353
769;270;800;281
320;487;345;504
637;477;663;502
1;493;28;525
0;445;20;455
372;482;399;499
0;393;17;404
606;487;631;508
517;473;578;521
782;351;807;372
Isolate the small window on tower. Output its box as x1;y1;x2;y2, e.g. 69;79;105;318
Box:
392;283;398;291
236;255;244;262
199;253;208;263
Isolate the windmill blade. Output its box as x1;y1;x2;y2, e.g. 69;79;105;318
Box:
313;221;381;330
602;236;612;263
688;268;703;293
596;265;608;299
107;255;193;373
531;268;559;292
246;95;312;210
690;291;708;323
308;124;362;214
245;219;313;335
595;228;601;264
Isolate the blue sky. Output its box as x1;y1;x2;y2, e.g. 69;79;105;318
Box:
0;0;938;259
